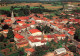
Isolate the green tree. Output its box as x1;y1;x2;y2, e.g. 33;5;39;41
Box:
46;41;51;47
7;29;14;39
10;6;14;11
68;45;77;53
18;48;24;56
63;36;68;44
74;28;80;40
0;34;4;42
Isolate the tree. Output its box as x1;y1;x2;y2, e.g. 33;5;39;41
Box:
63;36;68;44
44;15;53;19
7;29;14;39
10;6;14;11
2;24;9;29
36;25;51;34
74;28;80;41
46;41;51;47
39;5;44;9
18;48;25;56
1;19;4;23
68;45;77;53
0;34;4;42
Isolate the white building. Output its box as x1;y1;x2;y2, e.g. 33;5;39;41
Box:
28;36;47;47
29;29;42;36
54;48;67;55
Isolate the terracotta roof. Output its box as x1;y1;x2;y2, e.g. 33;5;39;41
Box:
14;28;21;31
43;17;47;20
17;38;27;42
16;41;28;45
60;34;65;37
44;35;48;38
47;35;52;38
69;27;74;29
68;31;74;35
25;48;35;52
17;21;25;23
29;29;41;33
28;36;34;40
41;39;47;43
14;34;24;39
3;30;8;32
4;19;11;22
30;39;40;42
30;20;35;25
27;24;30;27
54;34;59;36
62;19;68;21
15;16;29;20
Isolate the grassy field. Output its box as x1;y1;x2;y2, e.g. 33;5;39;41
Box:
0;3;62;11
0;6;11;11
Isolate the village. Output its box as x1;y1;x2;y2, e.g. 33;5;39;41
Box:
0;2;80;56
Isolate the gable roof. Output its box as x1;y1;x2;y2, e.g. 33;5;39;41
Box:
25;48;35;52
4;19;11;22
60;34;65;37
29;29;41;33
68;31;74;35
30;39;40;42
14;34;24;39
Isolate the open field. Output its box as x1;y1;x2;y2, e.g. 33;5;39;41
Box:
0;2;62;11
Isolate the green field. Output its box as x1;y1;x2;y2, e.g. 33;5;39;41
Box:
0;6;43;11
0;4;62;11
0;6;11;11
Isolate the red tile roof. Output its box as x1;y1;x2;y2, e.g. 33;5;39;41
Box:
41;39;47;43
47;35;52;38
3;30;8;32
60;34;65;37
16;41;28;45
29;29;41;33
17;21;25;23
15;16;29;20
30;20;35;25
4;19;11;22
68;31;74;35
28;36;34;40
25;48;35;52
14;34;24;39
30;39;40;42
14;28;21;31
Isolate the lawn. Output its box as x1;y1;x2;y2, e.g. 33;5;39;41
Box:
0;6;11;11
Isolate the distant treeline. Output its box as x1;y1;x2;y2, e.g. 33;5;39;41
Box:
0;5;58;17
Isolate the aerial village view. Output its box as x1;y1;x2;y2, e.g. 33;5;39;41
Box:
0;0;80;56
